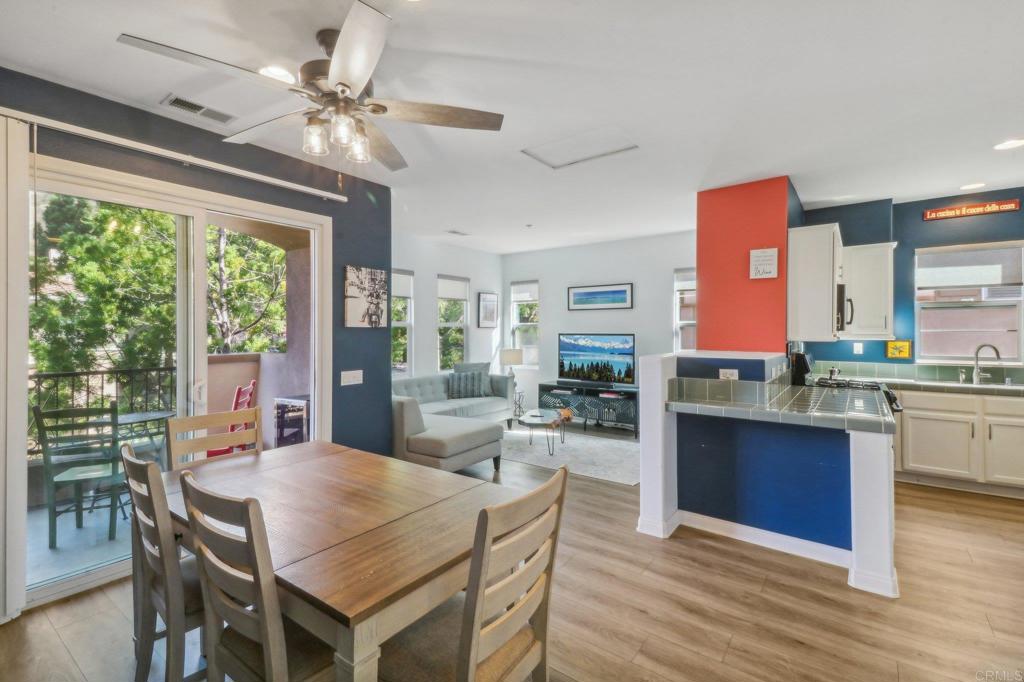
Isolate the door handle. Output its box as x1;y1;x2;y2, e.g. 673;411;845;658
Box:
846;298;855;326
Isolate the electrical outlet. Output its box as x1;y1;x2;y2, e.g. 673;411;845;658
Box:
340;370;363;386
853;342;864;355
719;369;739;381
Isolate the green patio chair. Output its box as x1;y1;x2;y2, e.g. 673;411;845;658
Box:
33;400;129;549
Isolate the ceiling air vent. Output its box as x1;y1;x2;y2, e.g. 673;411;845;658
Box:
161;94;236;124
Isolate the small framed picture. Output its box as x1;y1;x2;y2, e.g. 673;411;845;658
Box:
478;292;498;328
344;265;388;328
567;283;633;311
886;340;912;359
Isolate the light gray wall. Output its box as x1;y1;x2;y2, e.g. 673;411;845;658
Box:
501;232;696;408
392;233;504;375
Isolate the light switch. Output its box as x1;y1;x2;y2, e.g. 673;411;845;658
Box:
340;370;364;386
853;342;864;355
719;369;739;381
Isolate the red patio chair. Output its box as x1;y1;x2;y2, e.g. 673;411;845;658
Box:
206;379;257;457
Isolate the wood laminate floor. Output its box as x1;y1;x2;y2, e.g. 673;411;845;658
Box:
2;459;1022;682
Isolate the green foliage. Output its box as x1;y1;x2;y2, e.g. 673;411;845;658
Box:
515;301;538;324
391;296;409;323
29;192;288;377
437;298;466;370
391;327;408;372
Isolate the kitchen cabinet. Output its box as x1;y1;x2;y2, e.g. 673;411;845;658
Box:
840;242;895;340
900;392;980;480
982;397;1024;487
787;223;843;342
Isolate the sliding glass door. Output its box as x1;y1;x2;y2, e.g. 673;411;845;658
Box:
26;187;201;589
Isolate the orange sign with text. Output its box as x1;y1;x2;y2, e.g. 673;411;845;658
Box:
923;199;1020;221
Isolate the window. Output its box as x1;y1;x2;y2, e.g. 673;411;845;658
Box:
915;243;1024;362
674;268;697;351
510;281;539;365
391;270;413;375
437;275;469;370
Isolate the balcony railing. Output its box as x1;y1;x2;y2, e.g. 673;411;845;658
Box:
28;366;176;456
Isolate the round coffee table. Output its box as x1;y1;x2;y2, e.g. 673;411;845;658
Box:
517;409;566;456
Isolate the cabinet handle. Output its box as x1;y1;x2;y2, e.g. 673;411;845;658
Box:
846;298;855;325
989;424;992;440
971;422;975;438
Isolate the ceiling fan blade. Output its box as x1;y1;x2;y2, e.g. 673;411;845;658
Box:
327;1;391;98
362;119;408;171
116;34;321;100
223;108;319;144
364;99;504;131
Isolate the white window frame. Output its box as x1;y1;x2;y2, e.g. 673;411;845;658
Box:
437;275;469;371
391;270;413;377
674;268;697;352
2;141;334;614
914;242;1024;365
510;280;539;367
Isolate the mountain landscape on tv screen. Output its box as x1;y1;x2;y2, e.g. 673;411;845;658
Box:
558;335;635;384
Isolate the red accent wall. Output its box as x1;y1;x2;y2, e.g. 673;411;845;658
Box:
696;176;790;352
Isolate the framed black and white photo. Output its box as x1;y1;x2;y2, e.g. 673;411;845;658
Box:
567;283;633;311
478;291;498;328
344;265;388;328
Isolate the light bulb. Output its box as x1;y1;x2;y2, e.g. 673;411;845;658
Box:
346;129;372;164
302;121;329;156
330;112;356;147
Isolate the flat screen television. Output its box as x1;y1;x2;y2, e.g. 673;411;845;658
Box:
558;333;636;385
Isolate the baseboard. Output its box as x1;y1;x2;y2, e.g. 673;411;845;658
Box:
895;472;1024;500
636;513;682;539
678;511;852;568
848;567;900;598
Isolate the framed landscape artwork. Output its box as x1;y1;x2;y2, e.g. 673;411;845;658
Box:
567;283;633;311
344;265;388;328
478;291;498;328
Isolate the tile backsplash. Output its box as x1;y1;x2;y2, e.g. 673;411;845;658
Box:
813;360;1024;386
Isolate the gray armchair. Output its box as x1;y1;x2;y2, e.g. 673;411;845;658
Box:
392;396;503;472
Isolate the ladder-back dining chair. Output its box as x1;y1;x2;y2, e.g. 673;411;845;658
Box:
179;470;334;682
207;379;257;458
121;443;206;682
165;407;262;470
34;400;128;548
380;466;569;682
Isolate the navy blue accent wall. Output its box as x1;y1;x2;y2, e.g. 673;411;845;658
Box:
804;199;893;245
805;188;1024;363
677;414;852;549
0;67;393;454
786;178;805;228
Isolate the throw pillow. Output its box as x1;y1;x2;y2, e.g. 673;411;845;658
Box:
453;362;493;396
449;371;485;399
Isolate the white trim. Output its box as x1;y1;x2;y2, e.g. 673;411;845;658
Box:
676;511;853;568
0;105;348;203
895;471;1024;500
24;559;132;611
847;430;899;598
1;118;30;621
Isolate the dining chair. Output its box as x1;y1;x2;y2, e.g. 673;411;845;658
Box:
207;379;257;457
179;470;334;682
121;444;205;682
34;400;128;548
165;407;262;470
380;466;569;682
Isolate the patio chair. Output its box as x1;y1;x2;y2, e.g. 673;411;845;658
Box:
207;379;257;458
33;400;129;549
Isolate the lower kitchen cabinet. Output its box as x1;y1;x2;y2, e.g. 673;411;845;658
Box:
897;391;1024;489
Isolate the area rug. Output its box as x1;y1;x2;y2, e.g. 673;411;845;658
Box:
500;426;640;485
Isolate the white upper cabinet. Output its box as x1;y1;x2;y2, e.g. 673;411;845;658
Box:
840;242;895;340
787;224;843;342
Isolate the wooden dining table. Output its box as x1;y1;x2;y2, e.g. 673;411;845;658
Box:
137;439;523;681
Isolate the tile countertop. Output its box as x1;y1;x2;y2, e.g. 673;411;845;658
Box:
813;374;1024;398
666;378;896;434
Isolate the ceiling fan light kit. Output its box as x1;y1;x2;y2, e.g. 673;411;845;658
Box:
117;0;504;173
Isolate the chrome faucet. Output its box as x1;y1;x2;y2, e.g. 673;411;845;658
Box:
973;344;1001;385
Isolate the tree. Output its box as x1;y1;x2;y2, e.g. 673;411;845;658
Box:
206;225;286;354
438;298;465;370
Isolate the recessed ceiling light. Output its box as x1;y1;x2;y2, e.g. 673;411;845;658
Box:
960;182;986;190
258;65;295;85
993;139;1024;151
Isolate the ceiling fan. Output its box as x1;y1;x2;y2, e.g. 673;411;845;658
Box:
116;0;504;172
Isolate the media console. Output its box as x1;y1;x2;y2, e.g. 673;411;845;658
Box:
538;381;638;438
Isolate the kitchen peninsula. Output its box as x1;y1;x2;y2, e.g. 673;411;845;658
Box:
638;350;899;597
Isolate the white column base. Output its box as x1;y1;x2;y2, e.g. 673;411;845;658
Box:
848;430;899;599
636;514;682;539
848;567;900;598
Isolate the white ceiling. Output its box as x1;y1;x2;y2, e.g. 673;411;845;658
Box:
2;0;1024;253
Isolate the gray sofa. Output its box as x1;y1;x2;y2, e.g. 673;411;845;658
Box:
392;396;504;472
391;371;514;427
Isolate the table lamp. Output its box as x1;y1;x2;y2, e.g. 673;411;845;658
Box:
500;348;524;390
